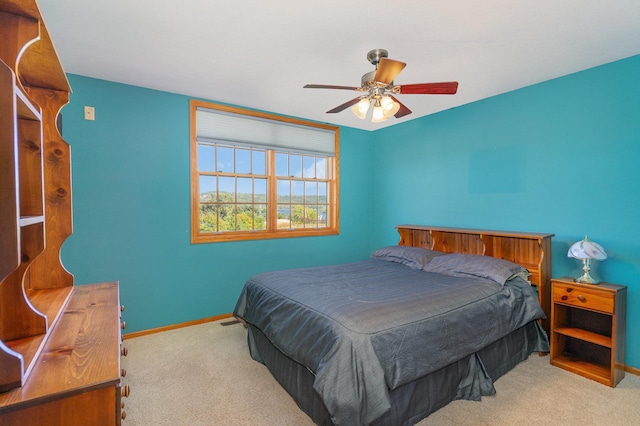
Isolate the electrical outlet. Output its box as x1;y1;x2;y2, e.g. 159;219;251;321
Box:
84;106;95;121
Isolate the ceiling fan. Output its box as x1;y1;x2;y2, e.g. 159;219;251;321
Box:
304;49;458;123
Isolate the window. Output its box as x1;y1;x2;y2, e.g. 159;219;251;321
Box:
190;100;339;243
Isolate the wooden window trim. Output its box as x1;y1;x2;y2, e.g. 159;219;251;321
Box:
190;99;340;243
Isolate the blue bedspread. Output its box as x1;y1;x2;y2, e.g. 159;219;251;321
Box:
234;259;546;425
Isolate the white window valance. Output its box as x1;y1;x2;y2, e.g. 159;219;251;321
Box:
196;107;336;156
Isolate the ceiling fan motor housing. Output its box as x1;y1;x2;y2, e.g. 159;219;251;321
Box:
366;49;389;66
361;70;378;88
363;49;396;90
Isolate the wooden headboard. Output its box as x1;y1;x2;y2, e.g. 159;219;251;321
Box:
397;225;554;334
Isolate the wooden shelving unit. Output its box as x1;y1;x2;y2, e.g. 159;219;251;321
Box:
550;277;627;387
0;0;73;393
1;3;130;422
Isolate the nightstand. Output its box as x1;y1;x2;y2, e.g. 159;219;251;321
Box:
550;277;627;387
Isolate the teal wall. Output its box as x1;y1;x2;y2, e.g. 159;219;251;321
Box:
62;54;639;368
370;54;640;368
60;75;373;333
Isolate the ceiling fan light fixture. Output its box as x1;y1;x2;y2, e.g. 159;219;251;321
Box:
371;100;387;123
304;49;458;123
380;95;400;118
351;98;371;119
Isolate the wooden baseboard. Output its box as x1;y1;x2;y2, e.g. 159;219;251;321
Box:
625;364;640;376
123;313;234;340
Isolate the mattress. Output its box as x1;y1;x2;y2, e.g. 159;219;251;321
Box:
234;251;548;425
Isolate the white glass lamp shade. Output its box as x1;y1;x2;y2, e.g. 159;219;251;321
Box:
567;236;607;284
351;98;371;119
568;238;607;261
380;96;400;118
371;102;388;123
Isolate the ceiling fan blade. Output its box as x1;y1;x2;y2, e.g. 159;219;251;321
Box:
326;97;361;114
398;82;459;95
304;84;361;90
374;58;406;85
389;95;412;118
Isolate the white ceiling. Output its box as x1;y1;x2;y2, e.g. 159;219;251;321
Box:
38;0;640;131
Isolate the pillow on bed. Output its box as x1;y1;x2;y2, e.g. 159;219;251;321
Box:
371;246;446;270
422;253;529;286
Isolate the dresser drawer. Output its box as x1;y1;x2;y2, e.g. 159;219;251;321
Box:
552;282;614;313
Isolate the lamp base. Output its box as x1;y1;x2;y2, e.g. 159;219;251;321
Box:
574;273;600;285
575;259;600;284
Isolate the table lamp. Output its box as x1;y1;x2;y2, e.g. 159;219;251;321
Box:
567;236;607;284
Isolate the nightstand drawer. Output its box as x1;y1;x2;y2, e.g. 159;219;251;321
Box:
552;282;614;313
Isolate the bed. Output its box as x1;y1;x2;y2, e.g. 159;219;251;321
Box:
233;225;554;425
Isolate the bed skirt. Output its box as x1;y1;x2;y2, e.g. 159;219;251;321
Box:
246;321;548;426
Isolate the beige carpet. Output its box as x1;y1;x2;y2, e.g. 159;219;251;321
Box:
121;320;640;425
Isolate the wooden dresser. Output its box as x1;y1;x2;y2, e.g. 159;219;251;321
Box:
1;0;129;423
0;282;129;425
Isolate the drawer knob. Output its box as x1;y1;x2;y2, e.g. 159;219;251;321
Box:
121;384;131;398
561;295;568;301
121;305;125;312
121;368;127;377
566;288;573;293
578;295;586;303
121;346;128;356
121;321;126;330
122;411;127;421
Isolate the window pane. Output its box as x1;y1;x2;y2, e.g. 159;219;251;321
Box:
316;157;327;179
291;181;303;203
253;150;266;175
200;204;218;232
303;156;315;178
217;204;235;231
217;146;233;172
277;179;291;202
276;152;288;176
291;205;305;228
236;148;251;174
277;205;291;229
255;178;267;202
218;176;235;202
254;204;267;229
290;154;302;177
237;177;252;202
236;204;253;231
318;205;328;227
198;144;215;172
305;181;317;203
200;176;216;202
306;206;319;227
318;181;327;202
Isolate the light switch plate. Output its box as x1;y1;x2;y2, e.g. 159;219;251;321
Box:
84;106;95;121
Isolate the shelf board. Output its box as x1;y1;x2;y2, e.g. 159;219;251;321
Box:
1;0;71;93
551;353;612;386
18;215;44;227
15;87;41;121
4;286;73;383
554;326;612;348
28;286;74;325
